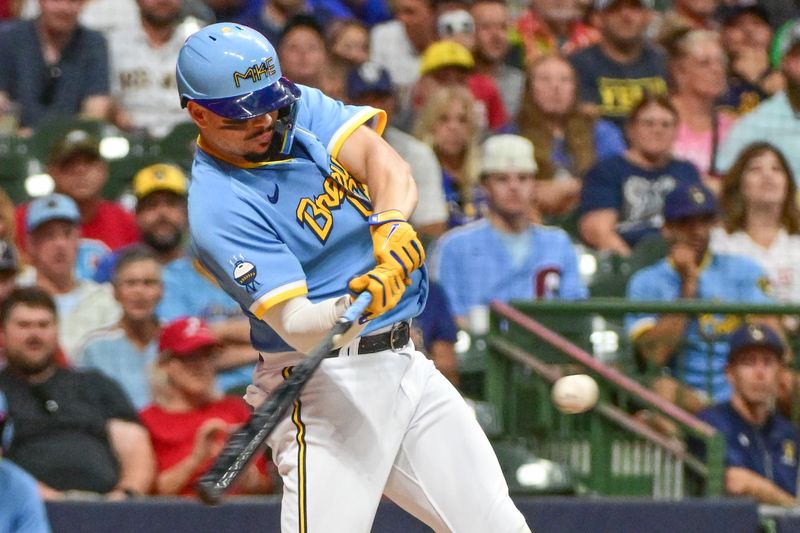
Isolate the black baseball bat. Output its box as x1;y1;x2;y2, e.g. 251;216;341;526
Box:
196;292;372;505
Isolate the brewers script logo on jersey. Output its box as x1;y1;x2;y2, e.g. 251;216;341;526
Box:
230;255;261;294
295;158;372;244
232;58;277;88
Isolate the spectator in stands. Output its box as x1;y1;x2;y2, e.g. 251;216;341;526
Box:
141;317;271;497
711;143;800;324
328;18;369;69
654;0;720;43
717;19;800;184
667;29;735;192
19;194;120;360
410;280;460;386
718;4;782;116
0;0;112;132
579;95;702;255
369;0;437;106
278;15;337;96
414;40;509;131
235;0;309;44
517;54;626;216
432;134;587;328
436;8;475;52
0;287;154;499
626;181;775;407
413;85;484;228
15;128;140;256
108;0;194;139
569;0;668;129
470;0;525;119
93;164;254;393
345;63;448;239
0;238;17;299
514;0;598;63
76;247;162;409
0;390;52;532
691;323;800;506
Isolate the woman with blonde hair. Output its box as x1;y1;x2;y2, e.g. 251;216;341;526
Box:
667;29;737;193
711;142;800;309
516;54;625;215
413;85;484;227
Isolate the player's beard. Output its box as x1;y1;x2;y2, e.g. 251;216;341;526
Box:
142;227;183;255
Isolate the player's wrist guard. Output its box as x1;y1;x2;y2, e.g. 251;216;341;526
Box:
367;209;425;278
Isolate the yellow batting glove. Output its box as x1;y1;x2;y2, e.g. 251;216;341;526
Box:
348;263;410;320
367;209;426;278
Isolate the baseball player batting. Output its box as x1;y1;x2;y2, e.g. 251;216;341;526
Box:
177;23;530;533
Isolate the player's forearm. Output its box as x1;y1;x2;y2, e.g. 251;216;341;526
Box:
263;294;366;354
338;125;418;218
725;467;798;506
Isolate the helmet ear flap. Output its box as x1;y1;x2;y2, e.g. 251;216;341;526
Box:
269;101;300;158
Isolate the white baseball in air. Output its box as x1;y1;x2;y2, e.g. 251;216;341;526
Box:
551;374;599;414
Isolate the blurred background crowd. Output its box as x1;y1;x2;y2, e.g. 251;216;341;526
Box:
3;0;800;518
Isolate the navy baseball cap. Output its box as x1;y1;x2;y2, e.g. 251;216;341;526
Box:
346;62;393;101
663;182;718;223
727;323;784;363
26;193;80;233
719;4;770;27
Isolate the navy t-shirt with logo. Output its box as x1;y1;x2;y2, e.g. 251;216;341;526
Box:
569;43;668;128
691;401;800;496
579;155;701;248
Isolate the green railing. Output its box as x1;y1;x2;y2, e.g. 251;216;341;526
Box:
478;299;800;499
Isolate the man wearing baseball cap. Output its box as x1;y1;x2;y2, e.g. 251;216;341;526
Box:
139;317;272;496
691;323;800;505
20;193;121;361
415;39;509;130
627;181;779;408
432;134;587;328
15;128;139;256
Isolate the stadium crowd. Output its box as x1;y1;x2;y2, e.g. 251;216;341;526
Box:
3;0;800;523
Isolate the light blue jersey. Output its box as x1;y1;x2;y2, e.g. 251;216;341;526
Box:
188;85;428;353
430;219;587;318
626;253;772;401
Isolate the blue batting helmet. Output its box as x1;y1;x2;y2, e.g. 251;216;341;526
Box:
176;23;301;154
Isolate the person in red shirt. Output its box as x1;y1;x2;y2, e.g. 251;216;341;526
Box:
15;128;140;255
140;317;272;497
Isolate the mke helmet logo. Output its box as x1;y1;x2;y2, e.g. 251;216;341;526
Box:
233;58;277;88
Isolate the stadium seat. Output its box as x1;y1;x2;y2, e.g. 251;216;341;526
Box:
157;121;198;172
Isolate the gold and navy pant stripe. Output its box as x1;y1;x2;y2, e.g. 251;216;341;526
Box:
283;366;308;533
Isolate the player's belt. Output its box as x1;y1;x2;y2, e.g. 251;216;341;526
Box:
327;321;410;356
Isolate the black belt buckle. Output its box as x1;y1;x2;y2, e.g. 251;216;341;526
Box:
389;321;409;351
